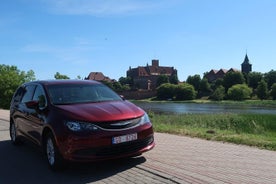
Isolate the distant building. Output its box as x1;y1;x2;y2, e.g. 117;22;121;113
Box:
85;72;115;83
205;68;241;83
127;59;178;90
205;54;252;82
241;54;252;74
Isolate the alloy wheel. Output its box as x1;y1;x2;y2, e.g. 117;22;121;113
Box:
10;123;16;142
46;137;55;166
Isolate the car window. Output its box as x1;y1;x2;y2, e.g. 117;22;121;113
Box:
47;84;122;105
21;85;36;103
33;85;47;108
12;87;25;105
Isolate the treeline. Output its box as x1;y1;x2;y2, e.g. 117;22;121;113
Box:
156;71;276;101
1;64;276;109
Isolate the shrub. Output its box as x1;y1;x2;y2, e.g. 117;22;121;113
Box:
227;84;252;101
210;85;225;101
175;83;197;100
156;83;176;100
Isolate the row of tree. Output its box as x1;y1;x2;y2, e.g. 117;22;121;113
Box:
1;64;276;109
156;70;276;101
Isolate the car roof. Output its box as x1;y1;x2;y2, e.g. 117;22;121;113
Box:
23;80;101;86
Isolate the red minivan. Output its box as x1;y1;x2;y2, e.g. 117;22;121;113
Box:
10;80;155;170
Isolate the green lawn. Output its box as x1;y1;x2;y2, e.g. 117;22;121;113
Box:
149;112;276;151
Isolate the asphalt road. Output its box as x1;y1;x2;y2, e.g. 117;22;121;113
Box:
1;109;276;184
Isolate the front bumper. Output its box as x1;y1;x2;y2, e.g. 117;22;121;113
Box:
57;124;155;162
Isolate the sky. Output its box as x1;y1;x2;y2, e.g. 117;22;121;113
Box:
1;0;276;81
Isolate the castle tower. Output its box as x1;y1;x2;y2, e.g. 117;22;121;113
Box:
241;54;252;74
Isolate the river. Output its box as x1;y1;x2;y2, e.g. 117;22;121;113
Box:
133;101;276;115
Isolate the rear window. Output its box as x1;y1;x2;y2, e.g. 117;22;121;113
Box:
47;84;122;105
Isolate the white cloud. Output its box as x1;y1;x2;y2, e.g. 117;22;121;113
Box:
41;0;178;16
21;39;99;64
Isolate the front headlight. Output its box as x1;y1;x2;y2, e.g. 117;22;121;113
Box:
65;121;99;132
139;113;151;125
66;121;81;131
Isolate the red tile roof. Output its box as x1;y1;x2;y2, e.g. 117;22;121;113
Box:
86;72;113;82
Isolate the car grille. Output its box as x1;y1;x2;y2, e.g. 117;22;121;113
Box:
74;136;154;157
95;117;141;130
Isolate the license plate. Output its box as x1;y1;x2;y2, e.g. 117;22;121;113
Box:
112;133;138;144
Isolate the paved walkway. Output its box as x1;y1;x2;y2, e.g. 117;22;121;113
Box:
1;109;276;183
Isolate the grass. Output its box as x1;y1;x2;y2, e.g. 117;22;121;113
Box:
135;99;276;107
149;112;276;151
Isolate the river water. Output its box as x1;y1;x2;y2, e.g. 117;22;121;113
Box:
133;101;276;115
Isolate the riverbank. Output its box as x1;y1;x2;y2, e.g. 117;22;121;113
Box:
134;99;276;107
149;112;276;151
133;100;276;115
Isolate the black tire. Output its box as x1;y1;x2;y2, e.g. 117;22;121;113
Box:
44;132;64;171
10;122;21;145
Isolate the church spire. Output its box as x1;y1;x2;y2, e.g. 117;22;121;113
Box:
243;53;250;64
241;53;252;74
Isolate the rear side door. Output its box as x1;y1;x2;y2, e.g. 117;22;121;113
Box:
26;84;47;144
16;85;36;138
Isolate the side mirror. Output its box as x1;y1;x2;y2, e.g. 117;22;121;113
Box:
25;100;39;109
120;95;125;100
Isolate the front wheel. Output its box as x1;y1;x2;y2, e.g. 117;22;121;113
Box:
10;122;21;145
45;133;64;171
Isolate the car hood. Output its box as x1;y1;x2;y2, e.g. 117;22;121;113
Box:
55;100;145;122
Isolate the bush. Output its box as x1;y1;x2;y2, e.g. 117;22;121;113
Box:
227;84;252;101
175;83;196;100
156;83;176;100
210;85;225;101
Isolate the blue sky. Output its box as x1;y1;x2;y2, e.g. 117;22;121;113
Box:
1;0;276;81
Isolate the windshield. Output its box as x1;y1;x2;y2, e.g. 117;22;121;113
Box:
47;84;122;105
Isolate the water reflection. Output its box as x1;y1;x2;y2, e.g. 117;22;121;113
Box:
133;101;276;115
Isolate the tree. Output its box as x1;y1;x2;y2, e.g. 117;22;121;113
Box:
223;72;245;91
24;70;36;82
199;78;212;97
112;81;123;92
247;72;263;90
0;65;36;109
100;80;114;89
156;75;169;87
169;74;179;84
54;72;70;79
256;80;269;100
186;74;201;91
271;83;276;100
211;78;224;91
175;83;197;100
210;85;225;101
227;84;252;101
119;77;132;86
156;83;176;100
264;70;276;89
215;78;224;88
